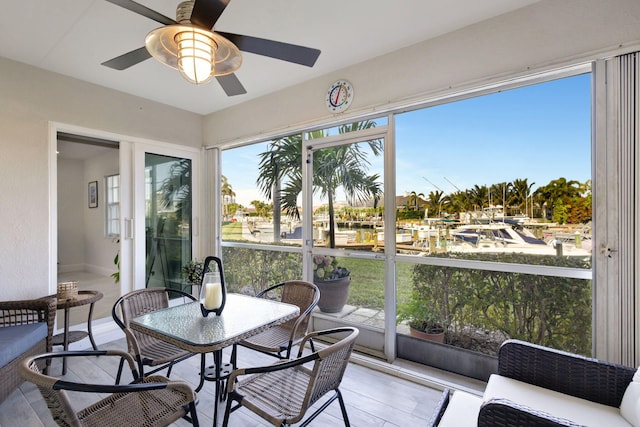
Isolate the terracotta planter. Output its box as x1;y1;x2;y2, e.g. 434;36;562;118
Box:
409;326;445;344
314;275;351;313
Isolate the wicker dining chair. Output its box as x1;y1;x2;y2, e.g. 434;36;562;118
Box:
112;288;197;384
19;349;199;427
231;280;319;367
223;327;359;427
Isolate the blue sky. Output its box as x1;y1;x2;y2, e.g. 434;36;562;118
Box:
223;73;591;207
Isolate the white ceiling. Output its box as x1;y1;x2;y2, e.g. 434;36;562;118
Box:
2;0;537;115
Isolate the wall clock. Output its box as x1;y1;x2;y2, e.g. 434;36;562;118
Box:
326;80;354;113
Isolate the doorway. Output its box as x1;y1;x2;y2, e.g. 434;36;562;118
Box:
56;132;121;325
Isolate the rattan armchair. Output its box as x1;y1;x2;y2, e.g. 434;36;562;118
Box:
429;339;637;426
231;280;319;367
19;350;199;426
112;288;197;384
0;295;56;403
223;327;359;427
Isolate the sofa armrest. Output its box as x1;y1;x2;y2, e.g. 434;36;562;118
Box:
478;398;585;427
498;339;635;407
0;296;57;353
427;388;451;427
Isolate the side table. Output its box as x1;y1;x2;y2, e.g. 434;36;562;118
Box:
53;290;103;374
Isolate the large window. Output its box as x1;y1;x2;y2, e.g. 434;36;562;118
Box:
395;73;592;358
218;71;592;367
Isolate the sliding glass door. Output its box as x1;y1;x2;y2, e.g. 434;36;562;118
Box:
133;143;200;291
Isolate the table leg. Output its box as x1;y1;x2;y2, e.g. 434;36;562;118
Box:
62;307;70;375
196;353;207;392
196;350;232;426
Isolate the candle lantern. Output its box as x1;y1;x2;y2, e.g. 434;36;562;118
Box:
199;256;226;317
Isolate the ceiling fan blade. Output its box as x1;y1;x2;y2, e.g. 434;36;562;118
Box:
101;47;151;70
216;73;247;96
104;0;176;25
217;32;321;67
191;0;230;29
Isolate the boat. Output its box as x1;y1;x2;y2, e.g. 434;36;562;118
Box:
448;223;591;256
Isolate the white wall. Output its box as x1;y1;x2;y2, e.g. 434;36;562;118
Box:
0;58;203;301
57;157;86;270
203;0;640;145
83;149;120;277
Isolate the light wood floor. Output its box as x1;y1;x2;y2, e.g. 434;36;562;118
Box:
0;337;447;427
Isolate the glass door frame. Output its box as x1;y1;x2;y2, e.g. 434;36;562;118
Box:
302;121;397;360
133;142;201;292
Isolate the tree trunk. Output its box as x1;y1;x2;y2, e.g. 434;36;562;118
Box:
328;188;335;248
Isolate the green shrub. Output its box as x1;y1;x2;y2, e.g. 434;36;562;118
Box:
412;253;592;355
221;247;301;295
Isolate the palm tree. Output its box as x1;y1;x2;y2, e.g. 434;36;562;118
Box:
221;175;236;221
257;121;383;248
159;158;191;221
448;190;471;216
468;184;489;211
490;182;511;212
407;191;425;211
426;190;447;218
510;178;535;216
534;177;581;220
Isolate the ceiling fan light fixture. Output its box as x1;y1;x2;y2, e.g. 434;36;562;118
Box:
145;24;242;85
176;27;215;84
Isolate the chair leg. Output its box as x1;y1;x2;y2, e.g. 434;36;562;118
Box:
115;358;125;384
222;393;234;427
188;401;200;427
309;338;315;353
336;389;351;427
166;362;174;378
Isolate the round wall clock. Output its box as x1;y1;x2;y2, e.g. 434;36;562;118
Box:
326;80;354;113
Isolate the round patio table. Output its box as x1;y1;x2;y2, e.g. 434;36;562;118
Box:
52;290;103;374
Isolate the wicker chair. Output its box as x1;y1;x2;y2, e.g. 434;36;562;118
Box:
19;350;199;426
112;288;197;384
231;280;319;367
0;295;56;404
429;339;637;426
223;327;359;427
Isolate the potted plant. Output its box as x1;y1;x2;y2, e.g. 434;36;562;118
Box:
397;296;446;343
181;259;204;293
313;255;351;313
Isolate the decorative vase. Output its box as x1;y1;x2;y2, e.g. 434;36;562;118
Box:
314;275;351;313
409;326;446;344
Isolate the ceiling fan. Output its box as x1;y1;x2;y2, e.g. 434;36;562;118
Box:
101;0;321;96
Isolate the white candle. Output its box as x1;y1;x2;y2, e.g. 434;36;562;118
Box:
204;282;222;310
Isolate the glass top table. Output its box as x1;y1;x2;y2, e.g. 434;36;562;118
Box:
130;293;299;427
130;293;299;353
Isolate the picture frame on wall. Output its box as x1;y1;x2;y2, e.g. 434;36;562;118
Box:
88;181;98;208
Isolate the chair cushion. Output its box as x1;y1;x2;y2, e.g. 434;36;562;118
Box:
437;390;483;427
620;369;640;426
0;323;47;369
485;374;631;427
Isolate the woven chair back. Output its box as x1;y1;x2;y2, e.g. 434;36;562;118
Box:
116;288;170;352
305;327;358;409
278;281;318;335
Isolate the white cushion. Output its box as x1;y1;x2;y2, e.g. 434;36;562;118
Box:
620;370;640;426
438;390;483;427
484;374;631;427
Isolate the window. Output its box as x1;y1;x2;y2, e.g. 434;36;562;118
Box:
105;174;120;237
218;69;592;369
